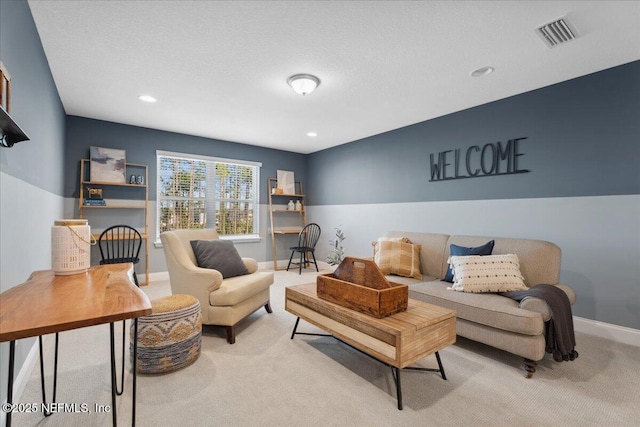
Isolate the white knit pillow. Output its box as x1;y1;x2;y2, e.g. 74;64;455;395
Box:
447;254;527;293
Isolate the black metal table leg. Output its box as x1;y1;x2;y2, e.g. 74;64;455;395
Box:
392;367;403;410
435;351;446;380
6;340;15;427
110;322;118;427
132;318;138;427
292;326;448;410
290;317;300;339
111;319;140;427
290;317;332;339
39;333;59;416
115;320;126;396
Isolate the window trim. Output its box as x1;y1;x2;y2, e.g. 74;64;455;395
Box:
155;150;261;244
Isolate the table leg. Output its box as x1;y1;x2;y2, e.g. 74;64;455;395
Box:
109;322;117;426
290;317;300;339
391;367;403;410
132;318;138;427
5;340;15;427
435;351;447;380
289;317;331;340
116;320;126;396
39;333;59;416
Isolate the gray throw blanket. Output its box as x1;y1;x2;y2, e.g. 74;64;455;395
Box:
501;285;579;362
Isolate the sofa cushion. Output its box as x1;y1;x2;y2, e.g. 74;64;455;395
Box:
373;239;422;280
443;240;495;282
448;254;528;293
409;280;544;336
191;239;249;279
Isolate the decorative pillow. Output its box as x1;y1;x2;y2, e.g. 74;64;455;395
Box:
190;240;249;279
443;240;495;282
447;254;527;293
373;240;422;280
371;236;411;257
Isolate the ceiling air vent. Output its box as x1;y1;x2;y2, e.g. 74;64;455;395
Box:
537;18;577;48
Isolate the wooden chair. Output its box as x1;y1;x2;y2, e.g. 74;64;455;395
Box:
287;223;321;274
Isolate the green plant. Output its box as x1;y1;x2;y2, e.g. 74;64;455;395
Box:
327;226;346;266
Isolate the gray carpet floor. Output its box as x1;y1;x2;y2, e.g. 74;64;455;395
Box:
12;266;640;426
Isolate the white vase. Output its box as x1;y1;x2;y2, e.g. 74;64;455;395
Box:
288;200;295;211
295;200;302;211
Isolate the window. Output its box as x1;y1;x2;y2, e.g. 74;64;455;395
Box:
156;150;261;242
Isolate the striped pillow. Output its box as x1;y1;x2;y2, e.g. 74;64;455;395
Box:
447;254;527;293
374;240;422;280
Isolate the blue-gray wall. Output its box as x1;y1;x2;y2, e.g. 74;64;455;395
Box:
0;0;66;411
64;116;307;203
308;62;640;205
307;61;640;330
64;116;308;271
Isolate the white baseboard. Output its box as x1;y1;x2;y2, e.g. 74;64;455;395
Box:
574;316;639;347
147;271;169;283
1;337;41;426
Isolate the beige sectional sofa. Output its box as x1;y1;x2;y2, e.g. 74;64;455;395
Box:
379;231;576;377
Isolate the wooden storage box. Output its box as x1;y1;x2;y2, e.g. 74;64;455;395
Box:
317;257;408;318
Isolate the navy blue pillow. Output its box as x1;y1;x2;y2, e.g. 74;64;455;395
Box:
443;240;495;283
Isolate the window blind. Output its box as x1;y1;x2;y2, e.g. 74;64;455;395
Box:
156;151;260;240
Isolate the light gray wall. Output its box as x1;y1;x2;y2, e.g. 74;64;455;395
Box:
307;61;640;330
0;0;66;409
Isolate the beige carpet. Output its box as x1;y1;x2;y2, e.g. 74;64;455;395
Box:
12;266;639;426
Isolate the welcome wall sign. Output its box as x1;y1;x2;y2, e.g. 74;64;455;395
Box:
429;137;529;181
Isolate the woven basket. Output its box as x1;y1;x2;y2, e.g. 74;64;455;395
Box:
51;219;91;275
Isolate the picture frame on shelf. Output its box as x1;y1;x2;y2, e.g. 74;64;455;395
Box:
277;170;295;194
90;146;126;183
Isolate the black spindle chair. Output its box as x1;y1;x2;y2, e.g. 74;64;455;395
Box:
98;224;143;286
97;224;143;395
287;223;321;274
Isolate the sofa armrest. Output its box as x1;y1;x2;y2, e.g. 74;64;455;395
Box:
518;284;576;322
242;258;259;274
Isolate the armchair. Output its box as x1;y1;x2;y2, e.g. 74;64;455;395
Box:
160;229;273;344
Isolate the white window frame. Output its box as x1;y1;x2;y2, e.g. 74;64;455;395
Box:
155;150;261;244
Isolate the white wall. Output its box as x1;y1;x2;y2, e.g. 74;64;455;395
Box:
0;171;65;409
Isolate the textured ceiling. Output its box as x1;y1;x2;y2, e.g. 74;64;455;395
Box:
28;1;640;154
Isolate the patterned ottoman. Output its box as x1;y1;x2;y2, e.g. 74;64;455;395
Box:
131;294;202;374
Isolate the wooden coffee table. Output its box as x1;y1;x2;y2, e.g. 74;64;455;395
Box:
285;283;456;409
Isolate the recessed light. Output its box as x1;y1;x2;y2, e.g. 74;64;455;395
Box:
470;66;494;77
307;132;317;137
138;95;157;103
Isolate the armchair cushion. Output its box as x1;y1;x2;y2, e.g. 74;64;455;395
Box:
190;240;249;279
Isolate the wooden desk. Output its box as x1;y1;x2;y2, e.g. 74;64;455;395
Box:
0;264;152;426
285;283;456;409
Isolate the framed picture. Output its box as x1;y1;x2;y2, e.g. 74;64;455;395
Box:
90;146;126;183
277;170;295;194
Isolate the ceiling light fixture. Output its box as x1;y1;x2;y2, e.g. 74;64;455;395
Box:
470;66;494;77
287;74;320;96
138;95;157;103
307;132;317;137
